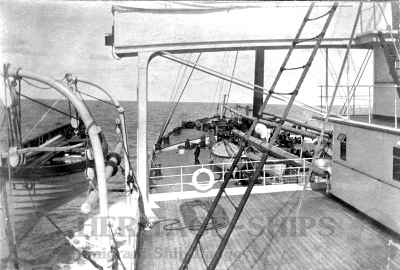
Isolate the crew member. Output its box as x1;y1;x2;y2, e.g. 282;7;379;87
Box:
194;145;201;164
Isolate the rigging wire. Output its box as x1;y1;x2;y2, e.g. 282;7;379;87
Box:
318;49;347;107
339;49;372;115
22;99;60;141
299;2;363;222
156;53;192;143
157;53;202;144
225;51;239;105
169;54;192;103
215;52;230;113
19;93;73;118
2;71;136;268
159;51;334;118
75;90;116;107
21;78;53;90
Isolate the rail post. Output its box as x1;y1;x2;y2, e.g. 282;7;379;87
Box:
395;90;398;128
263;165;266;186
302;158;306;185
368;86;371;124
180;167;184;193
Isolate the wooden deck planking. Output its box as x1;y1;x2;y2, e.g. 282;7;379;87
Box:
146;127;399;269
138;191;398;270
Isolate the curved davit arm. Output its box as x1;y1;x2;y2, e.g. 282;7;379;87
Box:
76;78;131;190
6;65;109;217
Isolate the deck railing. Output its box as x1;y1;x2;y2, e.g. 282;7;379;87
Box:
149;158;312;195
319;84;400;126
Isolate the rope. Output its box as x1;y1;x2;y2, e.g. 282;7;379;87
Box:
17;79;22;136
108;224;127;270
157;53;202;144
153;199;228;268
19;93;72;118
44;216;104;269
222;189;238;210
198;239;209;269
169;54;191;103
339;49;372;115
157;54;194;141
307;8;334;21
215;51;230;113
76;90;116;107
12;151;104;269
21;78;52;90
22;99;60;141
225;51;239;106
300;2;363;219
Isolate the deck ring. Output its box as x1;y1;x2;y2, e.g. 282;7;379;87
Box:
192;168;215;192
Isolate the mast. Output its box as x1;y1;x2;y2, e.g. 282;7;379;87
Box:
253;48;264;118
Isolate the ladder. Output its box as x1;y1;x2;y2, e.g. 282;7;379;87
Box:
179;3;338;270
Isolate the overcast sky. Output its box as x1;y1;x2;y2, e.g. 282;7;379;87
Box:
1;1;385;104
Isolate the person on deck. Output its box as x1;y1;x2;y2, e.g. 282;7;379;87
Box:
194;145;201;165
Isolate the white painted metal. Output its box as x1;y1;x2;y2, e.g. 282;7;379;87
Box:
111;2;392;55
330;121;400;234
149;158;312;195
137;52;150;200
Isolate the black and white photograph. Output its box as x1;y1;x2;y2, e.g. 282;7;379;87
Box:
1;1;400;269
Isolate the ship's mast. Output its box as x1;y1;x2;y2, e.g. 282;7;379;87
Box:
253;48;264;118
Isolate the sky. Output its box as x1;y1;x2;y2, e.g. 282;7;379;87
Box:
1;0;388;104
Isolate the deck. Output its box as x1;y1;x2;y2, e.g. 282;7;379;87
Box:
138;191;400;270
143;123;400;269
139;191;400;269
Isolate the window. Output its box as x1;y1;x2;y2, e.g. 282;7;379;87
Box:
337;133;347;161
393;146;400;181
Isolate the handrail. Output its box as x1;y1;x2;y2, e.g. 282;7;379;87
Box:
319;84;400;88
150;157;312;171
149;158;311;195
